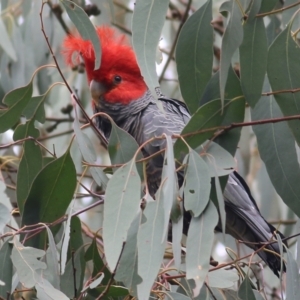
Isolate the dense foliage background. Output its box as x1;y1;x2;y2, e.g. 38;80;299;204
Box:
1;0;300;299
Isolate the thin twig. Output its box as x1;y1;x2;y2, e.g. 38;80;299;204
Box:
158;0;192;82
257;1;300;18
95;242;126;300
39;2;108;147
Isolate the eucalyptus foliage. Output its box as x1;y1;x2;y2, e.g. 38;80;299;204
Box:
0;0;300;299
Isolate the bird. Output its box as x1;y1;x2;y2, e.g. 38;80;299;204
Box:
62;26;286;277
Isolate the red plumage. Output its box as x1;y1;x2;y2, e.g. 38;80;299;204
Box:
62;26;147;104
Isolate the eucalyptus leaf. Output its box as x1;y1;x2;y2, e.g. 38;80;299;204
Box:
103;158;141;270
176;0;213;114
0;241;13;297
61;0;101;70
132;0;169;98
186;201;218;288
137;197;167;300
22;149;77;248
219;0;243;105
184;149;211;217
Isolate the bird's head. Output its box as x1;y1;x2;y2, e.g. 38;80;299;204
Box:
62;26;147;105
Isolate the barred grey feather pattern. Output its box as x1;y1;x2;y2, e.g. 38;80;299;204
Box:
94;89;286;277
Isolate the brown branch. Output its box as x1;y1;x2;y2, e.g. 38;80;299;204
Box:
95;242;126;300
262;87;300;96
40;2;108;147
257;1;300;18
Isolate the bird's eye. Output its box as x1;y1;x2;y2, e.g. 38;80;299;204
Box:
113;75;122;84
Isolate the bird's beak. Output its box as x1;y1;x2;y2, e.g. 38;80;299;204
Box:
90;80;106;100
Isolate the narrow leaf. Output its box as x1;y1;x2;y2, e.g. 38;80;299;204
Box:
219;0;243;105
132;0;169;97
22;149;77;246
85;239;111;284
103;158;141;270
285;246;300;300
61;0;101;70
201;68;245;156
161;135;177;241
268;17;300;145
115;212;142;296
252;77;300;217
74;108;108;188
176;0;213;114
186;201;218;288
0;81;33;133
184;150;211;217
0;241;13;297
238;276;256;300
137;197;167;300
240;0;267;107
16;140;43;215
108;121;143;165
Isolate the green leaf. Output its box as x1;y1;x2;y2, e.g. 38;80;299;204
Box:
61;0;101;70
184;149;210;217
238;276;256;300
174;99;227;158
266;15;281;46
0;241;13;297
0;81;33;133
176;0;213;114
115;212;142;296
268;18;300;145
240;0;267;107
103;158;141;270
108;120;142;165
74;109;108;188
252;77;300;217
13;119;40;140
22;94;47;123
11;238;46;288
16;140;43;215
186;201;218;287
61;247;85;298
132;0;169;98
64;217;85;293
201;68;245;156
137;197;167;300
219;0;243;105
22;149;76;247
85;239;111;285
259;0;277;13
